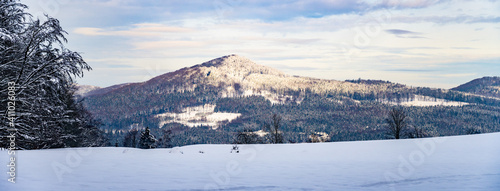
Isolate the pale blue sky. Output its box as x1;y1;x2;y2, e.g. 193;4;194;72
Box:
23;0;500;89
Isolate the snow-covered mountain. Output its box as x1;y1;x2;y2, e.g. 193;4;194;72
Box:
81;55;408;130
80;55;500;144
2;132;499;190
83;54;404;104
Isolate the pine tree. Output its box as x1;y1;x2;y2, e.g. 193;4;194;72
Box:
139;127;157;149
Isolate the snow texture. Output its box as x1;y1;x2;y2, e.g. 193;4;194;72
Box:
1;133;499;191
155;104;241;129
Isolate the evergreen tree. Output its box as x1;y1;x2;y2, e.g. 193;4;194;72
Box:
139;127;157;149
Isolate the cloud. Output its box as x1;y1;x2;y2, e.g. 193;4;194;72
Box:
133;40;205;50
241;36;321;45
74;23;193;37
376;0;445;9
385;29;419;35
385;29;425;38
440;73;477;78
270;64;321;71
451;47;474;50
31;0;499;89
390;15;500;25
385;68;436;72
73;27;106;36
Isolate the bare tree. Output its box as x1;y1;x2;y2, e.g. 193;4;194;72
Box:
158;129;173;148
235;128;259;144
264;113;283;144
123;129;139;148
385;107;408;139
407;126;425;139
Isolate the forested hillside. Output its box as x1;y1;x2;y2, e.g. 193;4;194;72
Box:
452;76;500;98
80;55;500;147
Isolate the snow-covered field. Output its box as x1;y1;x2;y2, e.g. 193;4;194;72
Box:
1;133;499;191
155;104;241;129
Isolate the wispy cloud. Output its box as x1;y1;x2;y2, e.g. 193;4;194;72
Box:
390;15;500;24
375;0;446;9
440;73;477;78
385;29;425;38
385;29;419;35
74;23;193;37
385;68;436;72
134;40;205;50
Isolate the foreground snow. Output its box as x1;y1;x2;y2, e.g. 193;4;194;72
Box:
1;133;500;191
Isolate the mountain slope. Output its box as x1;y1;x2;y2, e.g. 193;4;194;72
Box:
81;55;500;146
82;55;407;128
85;54;406;101
452;76;500;98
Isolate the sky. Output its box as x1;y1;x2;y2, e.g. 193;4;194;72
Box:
22;0;500;89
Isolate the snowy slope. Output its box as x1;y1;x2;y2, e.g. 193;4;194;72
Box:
1;133;500;191
155;104;241;129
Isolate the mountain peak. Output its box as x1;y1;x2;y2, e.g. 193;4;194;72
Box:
196;54;285;77
200;54;249;67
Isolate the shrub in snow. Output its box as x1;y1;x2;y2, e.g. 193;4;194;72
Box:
230;145;239;153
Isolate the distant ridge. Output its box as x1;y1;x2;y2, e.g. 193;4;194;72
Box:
452;76;500;98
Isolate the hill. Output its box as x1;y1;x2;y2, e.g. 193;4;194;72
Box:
2;132;500;190
452;76;500;98
81;55;500;146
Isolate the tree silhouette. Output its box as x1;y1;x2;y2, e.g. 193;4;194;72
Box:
386;107;408;139
139;127;157;149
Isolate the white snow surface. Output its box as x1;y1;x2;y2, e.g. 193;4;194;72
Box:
2;133;500;191
155;104;241;129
